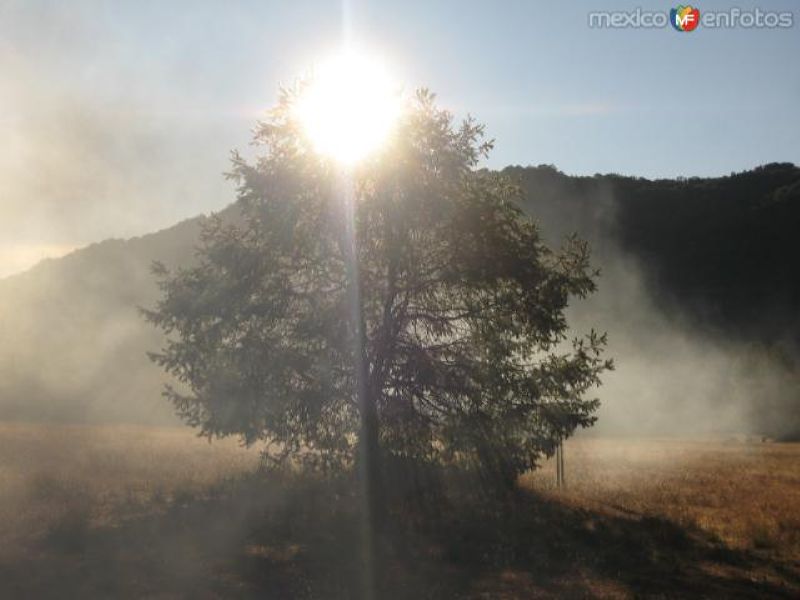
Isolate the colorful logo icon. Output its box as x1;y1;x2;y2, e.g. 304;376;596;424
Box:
671;5;700;31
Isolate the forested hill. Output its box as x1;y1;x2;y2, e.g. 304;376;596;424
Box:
0;164;797;431
507;162;800;346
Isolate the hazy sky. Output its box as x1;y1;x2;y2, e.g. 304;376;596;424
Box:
1;0;798;277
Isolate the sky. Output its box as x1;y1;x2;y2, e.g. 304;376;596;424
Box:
1;0;798;277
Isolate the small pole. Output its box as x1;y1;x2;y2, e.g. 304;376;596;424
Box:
555;436;566;489
556;438;564;489
555;437;562;489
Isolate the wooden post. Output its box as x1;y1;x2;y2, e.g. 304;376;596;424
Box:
555;438;561;489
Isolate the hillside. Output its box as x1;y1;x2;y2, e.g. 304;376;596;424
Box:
508;162;800;343
0;215;207;423
0;165;797;434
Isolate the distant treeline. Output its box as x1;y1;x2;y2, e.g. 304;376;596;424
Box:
507;162;800;348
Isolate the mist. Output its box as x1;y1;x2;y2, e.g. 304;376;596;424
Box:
0;1;247;277
515;166;800;439
2;169;797;438
574;254;797;438
1;1;795;438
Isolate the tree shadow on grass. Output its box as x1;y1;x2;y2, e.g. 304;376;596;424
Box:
0;473;797;599
419;487;800;598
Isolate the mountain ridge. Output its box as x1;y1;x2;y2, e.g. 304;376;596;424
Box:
1;164;797;434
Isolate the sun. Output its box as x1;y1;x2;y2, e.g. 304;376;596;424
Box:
295;52;401;165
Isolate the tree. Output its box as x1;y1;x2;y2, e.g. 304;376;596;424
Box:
144;87;611;496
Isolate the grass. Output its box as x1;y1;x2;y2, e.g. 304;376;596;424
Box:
0;422;798;598
522;437;800;559
0;423;257;550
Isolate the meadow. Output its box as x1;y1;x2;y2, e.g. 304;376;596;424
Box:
0;422;797;598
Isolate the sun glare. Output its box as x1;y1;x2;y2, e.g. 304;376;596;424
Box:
295;52;401;165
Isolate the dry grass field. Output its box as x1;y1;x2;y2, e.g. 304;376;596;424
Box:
0;423;260;558
0;422;798;598
525;437;800;559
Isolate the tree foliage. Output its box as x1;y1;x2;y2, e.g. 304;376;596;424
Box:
145;87;611;486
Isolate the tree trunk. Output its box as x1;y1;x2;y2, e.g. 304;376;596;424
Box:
355;326;384;600
340;170;384;599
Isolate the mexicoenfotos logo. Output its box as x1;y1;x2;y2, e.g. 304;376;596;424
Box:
588;6;794;30
670;5;700;31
